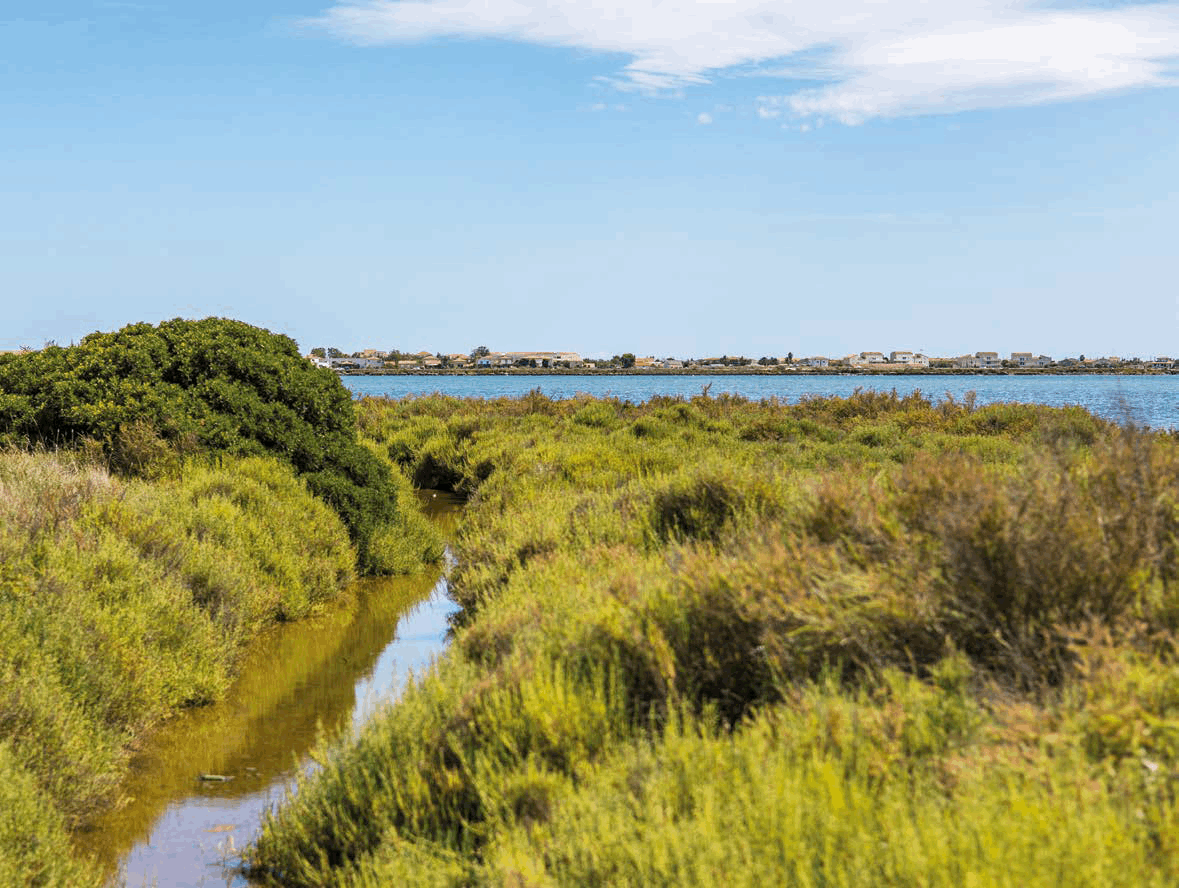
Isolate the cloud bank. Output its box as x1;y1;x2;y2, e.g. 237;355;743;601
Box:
308;0;1179;122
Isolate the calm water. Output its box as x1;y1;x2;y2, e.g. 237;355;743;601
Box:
77;495;463;888
345;373;1179;429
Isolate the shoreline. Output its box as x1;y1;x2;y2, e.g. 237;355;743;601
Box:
337;367;1176;377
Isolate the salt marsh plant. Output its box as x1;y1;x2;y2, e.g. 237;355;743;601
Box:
250;391;1179;887
0;451;358;884
0;320;445;885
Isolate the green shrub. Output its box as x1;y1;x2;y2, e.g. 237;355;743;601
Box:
0;450;357;881
250;392;1179;887
0;743;103;888
0;318;421;573
650;473;745;543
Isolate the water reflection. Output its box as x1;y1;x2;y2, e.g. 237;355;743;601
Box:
76;494;462;887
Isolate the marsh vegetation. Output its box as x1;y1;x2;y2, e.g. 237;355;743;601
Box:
4;320;1176;886
0;321;441;885
248;390;1179;887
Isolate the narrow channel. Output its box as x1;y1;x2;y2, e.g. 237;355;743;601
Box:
74;493;464;888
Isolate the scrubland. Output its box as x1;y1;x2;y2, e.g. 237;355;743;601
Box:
249;390;1179;887
0;321;443;885
0;452;359;884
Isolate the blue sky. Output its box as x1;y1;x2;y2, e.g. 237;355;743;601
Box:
2;1;1176;359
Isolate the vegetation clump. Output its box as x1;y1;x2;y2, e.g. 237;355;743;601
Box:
0;318;437;572
0;319;444;884
250;391;1179;887
0;451;359;883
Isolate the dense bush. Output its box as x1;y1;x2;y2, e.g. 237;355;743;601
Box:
251;392;1179;887
0;318;422;571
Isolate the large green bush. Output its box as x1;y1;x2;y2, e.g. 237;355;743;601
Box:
0;318;413;572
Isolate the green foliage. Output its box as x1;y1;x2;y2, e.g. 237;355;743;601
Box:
0;451;356;882
0;318;424;572
250;391;1179;887
486;693;1175;888
0;743;102;888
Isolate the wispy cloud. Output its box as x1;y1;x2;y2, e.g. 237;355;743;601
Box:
307;0;1179;122
696;111;713;125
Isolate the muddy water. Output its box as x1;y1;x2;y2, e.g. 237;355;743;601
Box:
75;494;463;887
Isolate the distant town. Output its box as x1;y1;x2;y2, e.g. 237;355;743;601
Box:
308;347;1178;373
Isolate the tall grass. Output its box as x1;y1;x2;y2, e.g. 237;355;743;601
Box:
249;392;1179;886
0;450;359;884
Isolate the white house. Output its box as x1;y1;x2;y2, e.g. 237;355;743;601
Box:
329;356;384;370
477;351;584;368
888;351;930;367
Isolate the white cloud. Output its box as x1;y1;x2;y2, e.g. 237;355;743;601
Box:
308;0;1179;122
696;111;713;125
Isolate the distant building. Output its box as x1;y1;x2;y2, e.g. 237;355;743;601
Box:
800;356;830;368
476;351;583;368
318;356;384;370
889;351;930;367
1007;352;1052;368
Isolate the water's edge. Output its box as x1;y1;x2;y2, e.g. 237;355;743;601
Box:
75;493;463;888
342;374;1179;429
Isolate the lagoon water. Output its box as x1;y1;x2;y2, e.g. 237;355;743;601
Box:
345;373;1179;429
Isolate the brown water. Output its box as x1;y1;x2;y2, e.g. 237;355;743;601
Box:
74;494;463;887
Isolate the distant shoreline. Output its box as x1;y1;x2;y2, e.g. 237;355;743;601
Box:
337;367;1175;377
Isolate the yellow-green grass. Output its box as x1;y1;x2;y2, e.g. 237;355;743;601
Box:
249;392;1179;887
0;451;361;885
